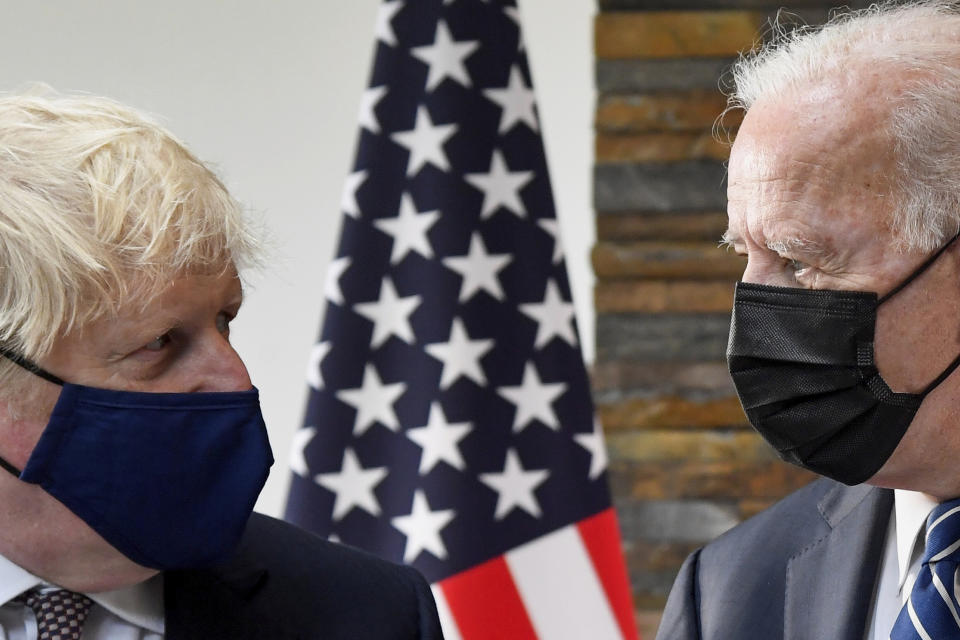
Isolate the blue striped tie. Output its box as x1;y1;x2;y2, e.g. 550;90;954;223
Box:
891;499;960;639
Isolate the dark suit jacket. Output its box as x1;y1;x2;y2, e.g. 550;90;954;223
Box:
656;478;893;640
164;513;443;639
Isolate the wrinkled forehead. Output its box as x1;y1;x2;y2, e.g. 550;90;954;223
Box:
726;79;898;245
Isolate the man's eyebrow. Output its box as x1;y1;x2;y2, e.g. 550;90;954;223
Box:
765;236;828;256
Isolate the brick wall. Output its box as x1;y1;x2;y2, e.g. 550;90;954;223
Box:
592;2;869;636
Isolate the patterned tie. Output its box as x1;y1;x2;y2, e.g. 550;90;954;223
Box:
16;588;94;640
891;498;960;639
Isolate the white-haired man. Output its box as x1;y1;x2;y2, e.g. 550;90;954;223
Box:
658;2;960;639
0;92;442;639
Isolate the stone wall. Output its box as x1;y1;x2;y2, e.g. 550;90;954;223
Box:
592;2;869;636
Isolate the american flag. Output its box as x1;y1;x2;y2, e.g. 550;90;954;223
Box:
284;1;637;638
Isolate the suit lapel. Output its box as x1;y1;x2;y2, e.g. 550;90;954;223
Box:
784;484;892;640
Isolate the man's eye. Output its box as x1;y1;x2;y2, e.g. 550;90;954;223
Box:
786;258;808;272
216;312;233;335
144;333;171;352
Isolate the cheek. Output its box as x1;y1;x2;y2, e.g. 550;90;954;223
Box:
874;279;960;393
2;382;61;468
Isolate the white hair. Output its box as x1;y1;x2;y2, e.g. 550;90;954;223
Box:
727;1;960;251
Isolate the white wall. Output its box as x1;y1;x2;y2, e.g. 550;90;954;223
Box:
0;0;594;517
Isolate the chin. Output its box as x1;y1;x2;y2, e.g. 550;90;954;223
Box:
862;471;904;490
863;454;916;490
864;455;957;499
25;523;161;593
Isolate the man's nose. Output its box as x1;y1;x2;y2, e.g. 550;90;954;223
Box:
191;334;253;393
740;255;786;287
740;256;761;284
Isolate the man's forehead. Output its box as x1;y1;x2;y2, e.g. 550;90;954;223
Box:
113;267;242;323
726;95;898;257
731;73;896;174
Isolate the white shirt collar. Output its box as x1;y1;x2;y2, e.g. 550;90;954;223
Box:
0;553;164;634
0;553;41;605
894;489;938;593
90;575;165;634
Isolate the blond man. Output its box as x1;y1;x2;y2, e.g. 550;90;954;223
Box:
0;91;441;639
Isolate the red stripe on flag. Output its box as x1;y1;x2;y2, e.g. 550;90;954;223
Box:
578;508;640;640
439;555;538;640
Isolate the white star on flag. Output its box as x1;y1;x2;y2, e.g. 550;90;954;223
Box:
391;490;456;562
424;317;494;389
442;232;512;302
284;2;641;636
519;279;577;349
358;85;389;133
324;256;352;305
336;364;407;435
574;418;609;480
406;402;473;474
464;149;534;219
537;218;563;264
315;448;389;521
391;106;458;177
341;169;367;218
497;361;568;432
503;7;524;50
411;20;480;91
375;0;404;46
483;66;538;133
353;277;422;348
306;341;331;390
288;426;316;478
479;448;550;520
373;193;440;264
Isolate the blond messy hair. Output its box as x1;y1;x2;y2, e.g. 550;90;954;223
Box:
0;89;261;374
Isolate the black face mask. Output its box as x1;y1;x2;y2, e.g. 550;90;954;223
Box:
727;231;960;485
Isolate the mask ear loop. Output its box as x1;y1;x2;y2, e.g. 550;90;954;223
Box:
876;228;960;398
0;347;64;386
0;347;65;477
920;352;960;398
878;229;960;305
0;456;19;477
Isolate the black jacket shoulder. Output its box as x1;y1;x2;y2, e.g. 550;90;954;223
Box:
165;513;443;640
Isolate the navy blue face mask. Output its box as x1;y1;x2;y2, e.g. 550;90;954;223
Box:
0;351;274;570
